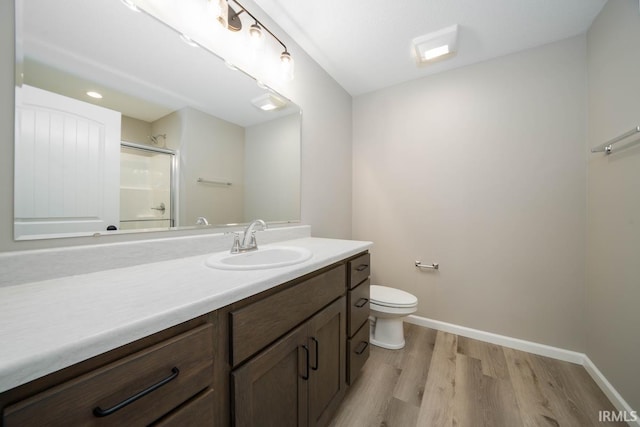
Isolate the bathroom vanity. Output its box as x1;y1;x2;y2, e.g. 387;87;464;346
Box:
0;236;371;426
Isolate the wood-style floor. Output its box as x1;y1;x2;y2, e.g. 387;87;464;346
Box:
330;323;624;427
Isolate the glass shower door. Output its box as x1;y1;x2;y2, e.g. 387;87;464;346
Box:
119;142;175;231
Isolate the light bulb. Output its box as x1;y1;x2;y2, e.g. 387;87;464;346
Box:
208;0;221;16
280;51;292;68
216;0;229;29
249;23;263;48
280;51;294;80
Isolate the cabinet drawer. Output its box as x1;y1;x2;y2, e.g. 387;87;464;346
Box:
3;324;214;427
154;388;215;427
230;265;346;366
348;278;370;337
347;322;370;385
348;253;370;289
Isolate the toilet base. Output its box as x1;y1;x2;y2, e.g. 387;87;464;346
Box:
370;316;406;350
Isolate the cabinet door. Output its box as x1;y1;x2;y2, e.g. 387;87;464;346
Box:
232;323;309;427
308;297;346;427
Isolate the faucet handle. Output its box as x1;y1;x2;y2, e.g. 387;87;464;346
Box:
248;231;257;249
230;232;241;253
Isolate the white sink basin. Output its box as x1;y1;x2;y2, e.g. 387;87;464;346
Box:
205;246;313;270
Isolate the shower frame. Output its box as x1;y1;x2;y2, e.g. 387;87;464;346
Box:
120;140;178;228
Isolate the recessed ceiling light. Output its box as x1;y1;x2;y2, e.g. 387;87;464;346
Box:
251;93;287;111
86;91;103;99
412;25;458;64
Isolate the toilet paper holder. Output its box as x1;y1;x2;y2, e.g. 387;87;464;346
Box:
415;261;439;270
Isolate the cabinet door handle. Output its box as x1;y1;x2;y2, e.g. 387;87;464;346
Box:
355;264;369;272
301;345;310;380
310;337;319;371
93;367;179;417
355;341;369;355
355;298;369;308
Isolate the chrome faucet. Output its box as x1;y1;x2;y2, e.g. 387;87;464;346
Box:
230;219;267;253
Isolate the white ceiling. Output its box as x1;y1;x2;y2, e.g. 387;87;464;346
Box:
255;0;607;96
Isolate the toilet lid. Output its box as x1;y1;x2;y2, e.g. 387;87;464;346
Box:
370;285;418;308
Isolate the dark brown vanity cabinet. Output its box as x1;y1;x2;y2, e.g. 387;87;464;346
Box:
0;316;216;427
232;297;346;427
0;250;371;427
228;263;349;427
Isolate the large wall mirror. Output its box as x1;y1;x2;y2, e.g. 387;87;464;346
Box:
14;0;301;240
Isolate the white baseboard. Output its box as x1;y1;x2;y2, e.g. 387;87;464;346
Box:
583;356;640;426
405;314;584;363
405;314;638;425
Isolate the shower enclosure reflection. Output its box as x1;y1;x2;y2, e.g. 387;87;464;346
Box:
119;143;175;231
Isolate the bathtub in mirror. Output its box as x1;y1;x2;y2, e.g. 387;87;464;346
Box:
14;0;301;240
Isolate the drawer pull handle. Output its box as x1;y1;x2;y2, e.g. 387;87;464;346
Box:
301;345;310;380
355;298;369;308
355;264;369;272
311;337;319;371
93;367;180;417
354;341;369;355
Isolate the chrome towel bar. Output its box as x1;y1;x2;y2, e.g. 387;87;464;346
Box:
591;126;640;154
197;178;232;186
415;261;439;270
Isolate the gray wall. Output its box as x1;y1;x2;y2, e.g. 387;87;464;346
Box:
353;36;588;351
0;0;16;252
179;107;245;226
245;113;301;222
586;0;640;411
0;0;352;252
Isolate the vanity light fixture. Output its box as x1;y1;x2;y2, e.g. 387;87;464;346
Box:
211;0;294;78
86;91;103;99
251;93;287;111
412;24;458;64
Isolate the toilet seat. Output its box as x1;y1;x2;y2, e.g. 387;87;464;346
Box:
370;285;418;308
369;285;418;350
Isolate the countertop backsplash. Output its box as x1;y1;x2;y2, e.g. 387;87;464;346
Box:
0;225;311;288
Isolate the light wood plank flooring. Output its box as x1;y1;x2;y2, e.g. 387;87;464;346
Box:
330;323;624;427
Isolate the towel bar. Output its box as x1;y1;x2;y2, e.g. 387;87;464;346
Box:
415;261;439;270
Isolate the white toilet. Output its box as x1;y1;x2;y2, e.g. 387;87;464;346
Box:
369;285;418;349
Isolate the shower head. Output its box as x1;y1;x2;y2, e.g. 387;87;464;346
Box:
149;134;167;145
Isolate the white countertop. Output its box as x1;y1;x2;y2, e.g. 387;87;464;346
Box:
0;237;372;393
